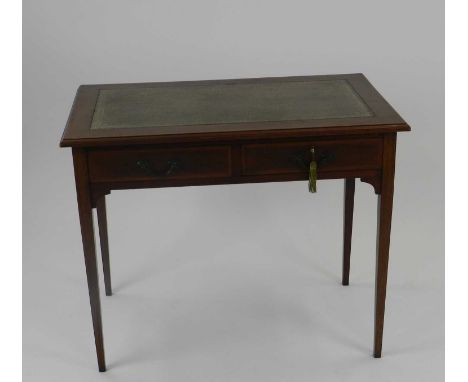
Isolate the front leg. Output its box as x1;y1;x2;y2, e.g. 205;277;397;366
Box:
73;149;106;371
373;134;396;358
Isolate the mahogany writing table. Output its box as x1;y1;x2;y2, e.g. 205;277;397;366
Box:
60;73;410;371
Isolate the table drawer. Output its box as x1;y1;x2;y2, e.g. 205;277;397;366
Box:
88;146;231;182
242;138;382;176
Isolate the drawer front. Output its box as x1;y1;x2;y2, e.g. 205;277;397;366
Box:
88;146;231;182
242;138;382;176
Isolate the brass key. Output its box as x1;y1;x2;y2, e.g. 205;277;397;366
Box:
309;148;317;193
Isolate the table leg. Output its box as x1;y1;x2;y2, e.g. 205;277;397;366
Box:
73;149;106;372
342;178;355;286
96;196;112;296
373;134;396;358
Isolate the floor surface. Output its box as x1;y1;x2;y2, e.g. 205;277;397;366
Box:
23;181;444;382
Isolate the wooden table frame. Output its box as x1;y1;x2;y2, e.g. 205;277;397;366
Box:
61;74;410;371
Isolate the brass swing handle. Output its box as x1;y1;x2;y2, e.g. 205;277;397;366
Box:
136;159;179;177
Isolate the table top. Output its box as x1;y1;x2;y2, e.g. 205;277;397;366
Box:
60;73;410;147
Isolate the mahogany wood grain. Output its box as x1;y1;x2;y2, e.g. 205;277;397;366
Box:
242;138;382;175
88;146;231;182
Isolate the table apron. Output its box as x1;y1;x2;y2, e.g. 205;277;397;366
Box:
86;136;385;201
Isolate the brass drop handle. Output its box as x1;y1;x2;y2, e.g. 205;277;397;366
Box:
136;159;179;177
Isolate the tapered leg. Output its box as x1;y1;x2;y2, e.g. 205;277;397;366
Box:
373;134;396;358
96;196;112;296
342;178;355;286
73;149;106;372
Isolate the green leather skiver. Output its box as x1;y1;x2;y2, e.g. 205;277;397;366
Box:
91;79;373;130
309;148;317;193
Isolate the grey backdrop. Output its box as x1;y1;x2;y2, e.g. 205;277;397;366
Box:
23;1;444;381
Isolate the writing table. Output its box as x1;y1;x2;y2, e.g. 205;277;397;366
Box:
60;73;410;371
